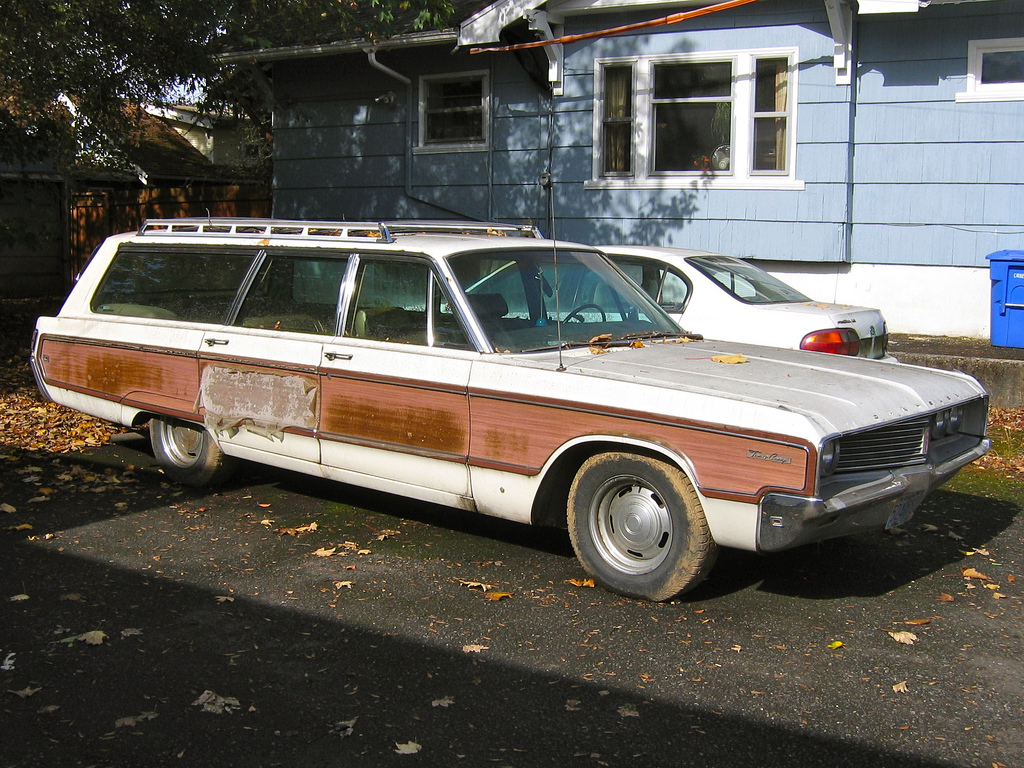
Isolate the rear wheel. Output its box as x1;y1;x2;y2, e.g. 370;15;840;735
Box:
568;452;717;601
150;417;236;487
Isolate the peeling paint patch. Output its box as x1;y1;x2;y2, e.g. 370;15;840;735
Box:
201;365;318;439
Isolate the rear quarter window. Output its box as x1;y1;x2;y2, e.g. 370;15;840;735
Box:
90;245;258;323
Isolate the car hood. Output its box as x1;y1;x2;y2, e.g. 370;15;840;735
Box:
545;340;984;438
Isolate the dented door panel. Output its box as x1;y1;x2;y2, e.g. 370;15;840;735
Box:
199;329;324;465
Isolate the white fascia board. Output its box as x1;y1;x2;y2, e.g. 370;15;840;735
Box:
856;0;920;12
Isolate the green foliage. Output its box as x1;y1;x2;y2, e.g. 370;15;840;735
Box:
0;0;454;174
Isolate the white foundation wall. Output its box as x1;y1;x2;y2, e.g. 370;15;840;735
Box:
761;263;991;339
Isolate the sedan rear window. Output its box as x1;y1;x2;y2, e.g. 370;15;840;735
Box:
687;255;810;304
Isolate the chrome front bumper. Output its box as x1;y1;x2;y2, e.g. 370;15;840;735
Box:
756;439;990;552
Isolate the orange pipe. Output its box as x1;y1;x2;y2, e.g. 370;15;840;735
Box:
469;0;760;54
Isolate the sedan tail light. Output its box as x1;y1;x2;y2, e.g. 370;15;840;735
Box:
800;329;861;356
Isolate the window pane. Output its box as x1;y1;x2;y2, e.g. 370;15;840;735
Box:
753;117;787;171
424;78;484;143
981;50;1024;84
654;62;732;99
602;65;633;175
235;254;346;334
754;58;788;112
91;247;256;323
653;103;732;172
348;260;430;344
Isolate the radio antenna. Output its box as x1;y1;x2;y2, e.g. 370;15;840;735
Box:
540;171;565;372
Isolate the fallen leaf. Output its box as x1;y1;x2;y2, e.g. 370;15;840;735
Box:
712;354;748;364
893;681;909;693
432;696;455;708
312;547;337;557
330;717;357;737
984;583;1001;591
121;628;143;638
485;592;513;601
8;686;41;698
9;594;29;601
462;644;488;653
0;503;15;513
962;567;991;580
459;580;496;592
115;711;157;728
937;593;955;602
214;595;235;603
904;618;932;626
78;630;108;645
617;705;639;718
333;581;353;589
827;641;844;650
8;524;32;531
192;690;240;714
567;578;596;588
394;741;421;755
565;699;582;711
992;592;1007;599
37;705;60;714
920;523;939;532
887;631;918;645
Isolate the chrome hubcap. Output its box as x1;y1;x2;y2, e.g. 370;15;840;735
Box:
591;476;672;575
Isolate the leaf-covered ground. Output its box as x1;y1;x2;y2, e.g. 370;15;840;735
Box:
1;298;126;458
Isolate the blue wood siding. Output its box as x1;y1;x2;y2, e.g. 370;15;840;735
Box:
269;0;1024;269
851;0;1024;267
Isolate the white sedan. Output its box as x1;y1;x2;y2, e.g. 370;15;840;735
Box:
601;245;892;360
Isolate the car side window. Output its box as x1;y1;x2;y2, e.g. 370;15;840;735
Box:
234;253;347;335
611;257;690;312
90;245;258;323
345;257;472;348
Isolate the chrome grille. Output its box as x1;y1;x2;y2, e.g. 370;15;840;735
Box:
835;415;928;473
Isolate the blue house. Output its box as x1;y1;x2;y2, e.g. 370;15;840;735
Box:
224;0;1024;337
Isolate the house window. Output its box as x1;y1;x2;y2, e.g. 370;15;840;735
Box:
419;73;489;149
591;50;800;190
957;38;1024;102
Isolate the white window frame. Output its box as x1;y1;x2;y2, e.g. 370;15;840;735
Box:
587;48;803;191
416;71;490;153
956;38;1024;103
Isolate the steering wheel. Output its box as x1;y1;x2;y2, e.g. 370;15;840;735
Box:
564;303;607;323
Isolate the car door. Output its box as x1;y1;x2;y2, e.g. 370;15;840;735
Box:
317;254;476;507
198;250;348;471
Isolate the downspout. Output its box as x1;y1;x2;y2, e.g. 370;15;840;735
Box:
365;49;483;219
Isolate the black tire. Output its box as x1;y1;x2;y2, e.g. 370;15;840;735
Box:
149;417;237;487
568;452;717;601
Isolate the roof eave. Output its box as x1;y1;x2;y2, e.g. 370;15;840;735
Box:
217;29;459;64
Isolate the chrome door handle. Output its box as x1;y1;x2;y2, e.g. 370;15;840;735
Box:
324;351;353;361
204;338;229;347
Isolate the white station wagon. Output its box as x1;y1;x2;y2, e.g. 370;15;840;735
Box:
32;218;989;600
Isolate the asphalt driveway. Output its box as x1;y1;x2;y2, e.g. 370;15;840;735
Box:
2;432;1022;768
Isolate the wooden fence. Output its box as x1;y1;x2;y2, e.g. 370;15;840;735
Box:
70;183;272;279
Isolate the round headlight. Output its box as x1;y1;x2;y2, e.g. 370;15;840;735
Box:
820;439;840;476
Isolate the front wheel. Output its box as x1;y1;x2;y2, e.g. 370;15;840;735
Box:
568;453;717;601
150;417;237;487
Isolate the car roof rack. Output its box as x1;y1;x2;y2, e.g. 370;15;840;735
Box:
138;218;395;243
382;220;543;238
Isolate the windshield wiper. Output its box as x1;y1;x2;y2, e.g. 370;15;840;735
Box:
620;330;704;341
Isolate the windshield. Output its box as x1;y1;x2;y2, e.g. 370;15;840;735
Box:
448;248;680;352
687;255;810;304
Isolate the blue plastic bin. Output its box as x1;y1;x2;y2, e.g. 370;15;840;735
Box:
987;250;1024;348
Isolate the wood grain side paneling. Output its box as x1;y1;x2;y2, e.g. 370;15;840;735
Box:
469;393;810;499
38;337;199;414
